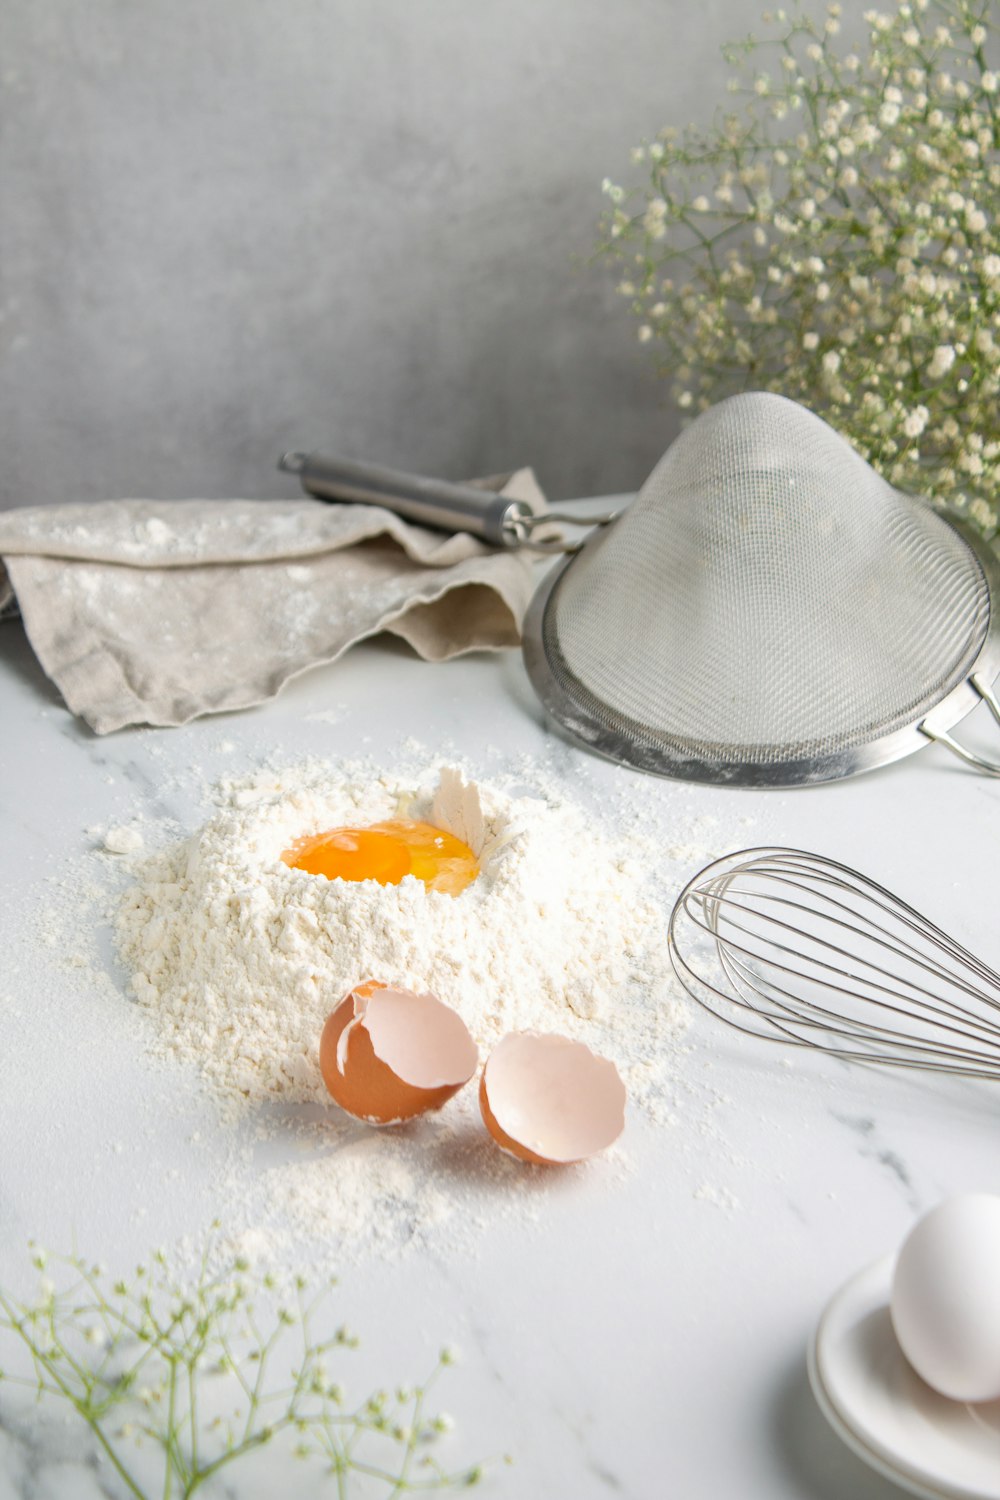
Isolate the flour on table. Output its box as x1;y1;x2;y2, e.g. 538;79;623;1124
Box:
0;726;762;1285
103;825;145;855
117;762;685;1115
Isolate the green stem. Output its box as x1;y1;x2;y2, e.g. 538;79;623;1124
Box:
187;1357;198;1477
0;1296;147;1500
161;1359;181;1500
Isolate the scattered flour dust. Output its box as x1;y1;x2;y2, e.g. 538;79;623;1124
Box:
115;758;695;1268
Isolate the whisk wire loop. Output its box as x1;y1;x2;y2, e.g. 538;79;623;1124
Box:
668;847;1000;1079
717;942;1000;1066
697;881;1000;1027
695;852;1000;1004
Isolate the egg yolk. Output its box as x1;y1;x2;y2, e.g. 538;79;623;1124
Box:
281;819;479;896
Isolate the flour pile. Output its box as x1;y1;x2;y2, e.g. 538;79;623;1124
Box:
118;762;681;1111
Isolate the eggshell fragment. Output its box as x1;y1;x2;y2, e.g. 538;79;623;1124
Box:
479;1031;626;1164
320;980;478;1125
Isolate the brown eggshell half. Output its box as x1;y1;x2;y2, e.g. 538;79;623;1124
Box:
479;1031;626;1164
319;980;478;1125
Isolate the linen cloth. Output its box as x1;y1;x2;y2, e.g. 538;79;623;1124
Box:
0;469;546;734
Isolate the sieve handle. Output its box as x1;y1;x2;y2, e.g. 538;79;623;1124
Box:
920;673;1000;776
278;451;532;548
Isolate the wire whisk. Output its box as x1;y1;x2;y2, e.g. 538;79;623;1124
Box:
668;847;1000;1079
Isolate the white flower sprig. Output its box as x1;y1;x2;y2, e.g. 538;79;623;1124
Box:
0;1238;485;1497
599;0;1000;535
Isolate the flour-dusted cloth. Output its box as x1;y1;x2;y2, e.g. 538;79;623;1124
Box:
0;469;548;734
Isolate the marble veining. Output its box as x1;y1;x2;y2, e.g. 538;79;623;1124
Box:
2;617;999;1498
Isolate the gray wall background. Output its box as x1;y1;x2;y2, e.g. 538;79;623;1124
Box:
1;1;861;510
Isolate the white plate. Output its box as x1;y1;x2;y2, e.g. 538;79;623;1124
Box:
808;1255;1000;1500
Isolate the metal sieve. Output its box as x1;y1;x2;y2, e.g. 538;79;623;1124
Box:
523;392;1000;787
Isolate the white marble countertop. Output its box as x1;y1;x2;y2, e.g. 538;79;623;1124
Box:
2;591;999;1499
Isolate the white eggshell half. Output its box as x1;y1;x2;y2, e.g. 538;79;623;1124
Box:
890;1193;1000;1402
482;1031;626;1163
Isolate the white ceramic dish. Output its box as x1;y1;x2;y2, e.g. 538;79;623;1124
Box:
809;1254;1000;1500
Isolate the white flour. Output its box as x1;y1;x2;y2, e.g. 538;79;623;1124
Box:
117;762;684;1113
4;736;759;1276
108;756;706;1272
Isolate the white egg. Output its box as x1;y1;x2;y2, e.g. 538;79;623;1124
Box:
890;1193;1000;1403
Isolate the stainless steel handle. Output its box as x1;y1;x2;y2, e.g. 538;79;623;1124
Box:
279;451;532;548
920;672;1000;776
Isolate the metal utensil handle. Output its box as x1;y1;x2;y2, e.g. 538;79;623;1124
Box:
279;451;531;548
920;672;1000;776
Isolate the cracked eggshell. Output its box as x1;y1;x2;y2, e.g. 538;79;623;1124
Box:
479;1031;626;1164
320;980;478;1125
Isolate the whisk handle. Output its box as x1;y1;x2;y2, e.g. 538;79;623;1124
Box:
278;451;532;548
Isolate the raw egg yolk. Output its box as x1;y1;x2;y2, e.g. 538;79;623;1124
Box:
281;819;479;895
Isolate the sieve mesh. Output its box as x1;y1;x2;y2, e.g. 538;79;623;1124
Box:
542;393;990;767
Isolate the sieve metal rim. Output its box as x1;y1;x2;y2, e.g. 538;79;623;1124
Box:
521;514;1000;788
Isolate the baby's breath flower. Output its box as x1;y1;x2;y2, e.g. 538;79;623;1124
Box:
903;406;930;438
927;344;957;379
598;0;1000;539
1;1241;481;1495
